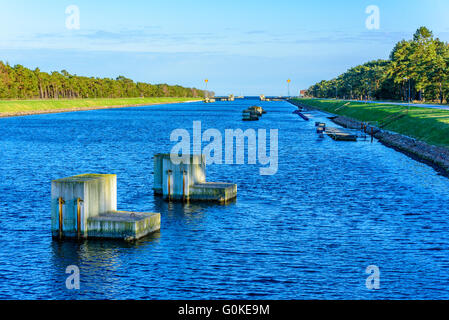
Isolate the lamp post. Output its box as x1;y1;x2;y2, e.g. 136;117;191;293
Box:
287;79;291;97
204;79;209;98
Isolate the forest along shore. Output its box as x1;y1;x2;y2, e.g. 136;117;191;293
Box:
0;97;200;118
0;61;212;118
289;98;449;176
304;27;449;104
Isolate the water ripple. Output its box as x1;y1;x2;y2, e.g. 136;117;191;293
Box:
1;100;449;299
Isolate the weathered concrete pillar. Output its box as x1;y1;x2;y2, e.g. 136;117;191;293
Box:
154;154;206;200
52;174;160;241
161;154;205;201
51;174;117;239
153;155;164;195
153;154;237;203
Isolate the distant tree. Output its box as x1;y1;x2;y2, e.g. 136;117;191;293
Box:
0;63;205;100
307;27;449;104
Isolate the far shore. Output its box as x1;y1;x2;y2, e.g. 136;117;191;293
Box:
0;97;202;119
289;98;449;176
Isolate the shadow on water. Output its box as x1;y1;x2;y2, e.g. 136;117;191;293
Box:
49;197;237;270
50;234;161;270
47;198;237;299
4;99;449;299
153;196;237;220
49;234;162;299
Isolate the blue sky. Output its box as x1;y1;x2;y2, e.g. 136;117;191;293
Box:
1;0;448;95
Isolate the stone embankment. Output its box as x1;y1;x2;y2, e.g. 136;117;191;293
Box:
288;99;449;175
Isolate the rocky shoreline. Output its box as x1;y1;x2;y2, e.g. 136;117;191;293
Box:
288;99;449;176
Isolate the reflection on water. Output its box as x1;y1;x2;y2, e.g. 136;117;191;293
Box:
1;98;449;300
153;197;237;222
50;234;161;299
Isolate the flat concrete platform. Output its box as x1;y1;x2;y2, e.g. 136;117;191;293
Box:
87;211;161;241
190;182;237;203
326;127;358;141
53;174;116;183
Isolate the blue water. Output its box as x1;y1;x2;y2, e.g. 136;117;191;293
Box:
1;99;449;300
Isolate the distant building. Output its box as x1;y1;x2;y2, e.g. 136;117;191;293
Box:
300;90;307;97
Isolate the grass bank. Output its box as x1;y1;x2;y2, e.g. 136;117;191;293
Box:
0;97;200;118
294;98;449;149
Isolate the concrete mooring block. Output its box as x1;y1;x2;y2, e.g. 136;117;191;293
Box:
51;174;160;241
153;154;237;203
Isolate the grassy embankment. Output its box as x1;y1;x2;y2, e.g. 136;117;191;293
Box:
0;97;200;117
295;98;449;148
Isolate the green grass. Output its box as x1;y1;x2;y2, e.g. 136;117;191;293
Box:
0;97;200;115
295;98;449;148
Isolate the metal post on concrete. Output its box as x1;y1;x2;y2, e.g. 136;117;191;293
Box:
167;170;173;201
52;174;160;241
77;198;83;240
58;197;65;240
182;170;187;203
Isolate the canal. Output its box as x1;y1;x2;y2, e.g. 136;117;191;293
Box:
0;98;448;299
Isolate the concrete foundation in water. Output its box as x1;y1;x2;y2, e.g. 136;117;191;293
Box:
325;127;358;141
51;174;160;241
153;154;237;203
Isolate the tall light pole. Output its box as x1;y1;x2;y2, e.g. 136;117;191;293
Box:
204;79;209;99
204;79;209;98
287;79;292;97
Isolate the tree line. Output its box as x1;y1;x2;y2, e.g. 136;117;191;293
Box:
0;61;211;99
305;27;449;103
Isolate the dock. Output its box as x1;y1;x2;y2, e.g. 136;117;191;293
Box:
52;174;161;241
206;94;235;102
325;127;358;141
293;110;309;121
260;95;286;102
153;154;237;203
204;97;216;103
